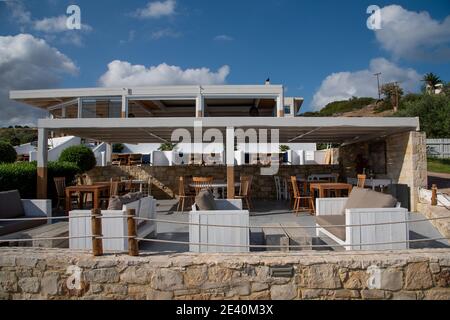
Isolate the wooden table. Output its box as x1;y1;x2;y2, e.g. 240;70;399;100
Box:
310;182;353;200
65;184;110;212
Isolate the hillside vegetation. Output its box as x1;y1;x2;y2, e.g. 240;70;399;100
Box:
301;93;449;139
301;97;376;117
0;127;37;146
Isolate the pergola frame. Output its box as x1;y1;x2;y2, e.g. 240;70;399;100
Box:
35;116;420;199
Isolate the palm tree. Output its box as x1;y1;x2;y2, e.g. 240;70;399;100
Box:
423;73;442;94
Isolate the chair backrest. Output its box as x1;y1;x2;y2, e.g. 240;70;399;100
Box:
290;176;300;198
192;176;213;195
239;176;252;196
178;176;187;196
110;180;119;197
357;174;366;188
54;177;66;197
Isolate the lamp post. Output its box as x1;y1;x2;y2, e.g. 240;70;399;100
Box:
374;72;382;100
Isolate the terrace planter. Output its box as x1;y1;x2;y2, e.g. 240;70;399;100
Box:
152;151;173;166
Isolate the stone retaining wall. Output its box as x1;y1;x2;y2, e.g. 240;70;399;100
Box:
85;165;340;199
1;248;449;300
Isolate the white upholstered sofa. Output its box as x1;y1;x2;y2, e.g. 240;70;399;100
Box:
189;198;249;253
69;196;157;251
315;188;409;251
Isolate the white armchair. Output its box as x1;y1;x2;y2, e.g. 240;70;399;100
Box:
21;199;52;223
315;197;409;250
189;199;249;253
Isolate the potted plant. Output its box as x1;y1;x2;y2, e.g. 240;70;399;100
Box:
153;143;177;166
279;145;290;163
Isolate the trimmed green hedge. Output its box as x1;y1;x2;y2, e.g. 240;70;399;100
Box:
0;161;80;200
0;141;17;163
59;145;97;172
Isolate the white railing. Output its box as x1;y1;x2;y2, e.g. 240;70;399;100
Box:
427;138;450;159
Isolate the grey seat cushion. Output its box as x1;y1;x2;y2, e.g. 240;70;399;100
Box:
342;187;397;215
107;192;144;210
0;219;45;237
0;190;25;219
316;215;346;241
195;190;217;211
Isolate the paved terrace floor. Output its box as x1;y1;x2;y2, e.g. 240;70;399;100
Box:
140;200;450;253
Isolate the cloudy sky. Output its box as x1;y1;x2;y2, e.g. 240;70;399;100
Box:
0;0;449;126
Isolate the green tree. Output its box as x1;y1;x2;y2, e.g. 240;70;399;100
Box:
396;94;450;138
381;83;404;111
423;72;442;93
0;142;17;163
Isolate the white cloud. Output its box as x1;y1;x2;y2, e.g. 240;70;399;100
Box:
98;61;230;87
150;28;181;40
375;5;450;61
4;1;32;27
33;15;93;33
214;35;234;41
5;1;92;46
311;58;421;110
134;0;176;19
0;34;78;127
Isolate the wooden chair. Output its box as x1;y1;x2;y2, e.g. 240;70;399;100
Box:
100;179;120;208
290;176;315;215
128;154;143;166
357;174;366;188
54;177;79;210
111;154;122;166
192;176;213;195
234;176;253;210
176;176;195;213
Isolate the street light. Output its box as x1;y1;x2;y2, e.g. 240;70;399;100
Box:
374;72;382;100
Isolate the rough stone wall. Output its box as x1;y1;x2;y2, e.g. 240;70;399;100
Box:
338;131;427;211
1;248;449;300
85;165;340;200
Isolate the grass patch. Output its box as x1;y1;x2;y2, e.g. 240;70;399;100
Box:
428;157;450;174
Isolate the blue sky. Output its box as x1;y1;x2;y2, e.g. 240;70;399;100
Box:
0;0;450;125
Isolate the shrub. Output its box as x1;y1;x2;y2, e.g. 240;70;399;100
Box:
0;141;17;163
0;161;80;200
59;145;97;172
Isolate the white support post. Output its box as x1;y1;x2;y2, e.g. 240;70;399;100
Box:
106;143;112;165
226;127;235;199
37;128;48;199
276;88;285;117
121;89;128;118
77;98;82;118
62;106;67;118
196;93;204;118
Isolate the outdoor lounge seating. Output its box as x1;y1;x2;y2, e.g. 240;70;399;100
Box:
69;194;157;251
189;190;249;253
0;190;51;237
315;187;409;250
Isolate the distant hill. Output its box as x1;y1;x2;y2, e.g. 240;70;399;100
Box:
301;97;394;117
